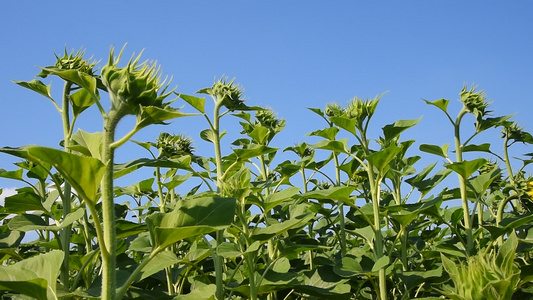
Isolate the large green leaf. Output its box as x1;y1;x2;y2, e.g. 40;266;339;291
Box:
68;130;103;160
263;186;300;211
299;186;355;203
307;127;340;141
382;118;421;142
419;144;449;159
70;87;95;117
0;250;64;300
12;79;56;108
174;283;216;300
8;209;85;232
135;106;195;131
40;67;99;100
467;167;501;197
139;251;179;280
445;158;487;179
296;267;351;298
0;146;105;204
329;116;358;136
311;139;349;154
27;146;105;204
252;211;314;241
4;191;46;213
423;98;449;114
233;144;278;160
366;143;402;174
179;93;206;114
114;156;192;179
146;197;236;249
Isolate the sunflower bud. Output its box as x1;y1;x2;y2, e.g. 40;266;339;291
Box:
156;132;195;159
101;46;172;115
460;86;491;117
324;103;343;118
37;48;98;78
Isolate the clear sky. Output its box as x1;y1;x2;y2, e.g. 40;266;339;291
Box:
1;1;532;197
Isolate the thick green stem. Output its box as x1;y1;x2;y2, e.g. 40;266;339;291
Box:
454;111;473;254
60;82;73;289
101;108;125;300
334;154;347;256
212;101;225;300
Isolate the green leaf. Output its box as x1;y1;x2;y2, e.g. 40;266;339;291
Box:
467;168;500;197
272;257;291;273
70;87;95;117
135;106;195;132
12;79;56;107
174;283;216;300
461;143;491;154
248;126;269;145
165;196;236;228
406;169;452;197
68;130;103;160
40;67;99;100
372;256;390;273
252;210;313;241
0;146;105;205
139;251;179;280
4;191;46;213
329;116;358;136
0;168;24;181
116;220;147;239
296;267;351;297
263;186;300;211
307;127;340;141
423;98;449;113
299;186;355;203
419;143;449;159
147;197;236;249
8;214;54;232
27;146;105;204
114;156;192;178
484;213;533;240
382;118;421;141
152;226;218;250
179;93;206;114
233;145;278;160
311;139;349;154
200;129;226;144
445;158;487;179
216;242;241;259
0;250;64;300
367;143;402;174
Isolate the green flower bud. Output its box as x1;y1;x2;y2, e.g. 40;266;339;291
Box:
324;102;343;117
101;46;172;114
156;132;195;158
460;86;491;117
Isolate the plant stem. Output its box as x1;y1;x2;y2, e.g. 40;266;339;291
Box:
334;153;347;256
101;108;125;300
454;110;473;254
60;82;73;290
212;101;225;300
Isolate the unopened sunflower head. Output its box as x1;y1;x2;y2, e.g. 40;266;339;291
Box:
345;96;380;127
38;47;98;78
210;77;245;110
502;122;533;144
460;86;491;117
324;102;344;118
102;46;173;115
56;48;98;75
156;132;194;158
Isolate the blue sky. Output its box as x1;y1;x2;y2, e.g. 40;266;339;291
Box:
1;2;533;198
